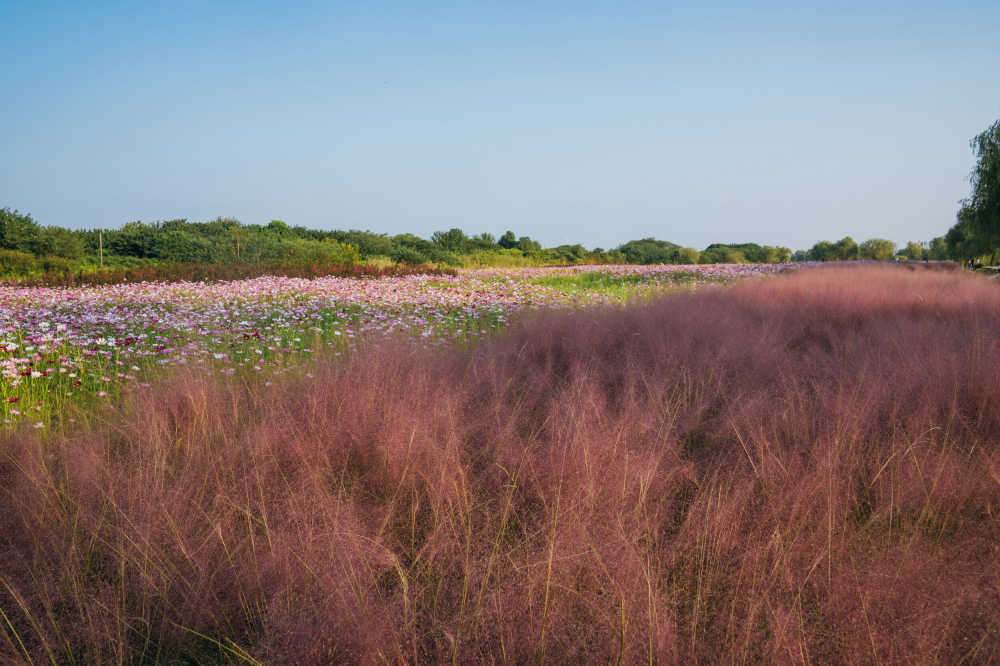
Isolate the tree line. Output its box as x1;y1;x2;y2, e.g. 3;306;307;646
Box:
0;208;973;279
2;116;996;276
793;237;942;262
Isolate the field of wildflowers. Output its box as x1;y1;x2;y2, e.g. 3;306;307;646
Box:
1;264;996;663
0;263;790;428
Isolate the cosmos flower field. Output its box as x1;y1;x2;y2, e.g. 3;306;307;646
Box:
0;263;791;428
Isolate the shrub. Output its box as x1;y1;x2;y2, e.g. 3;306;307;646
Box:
390;245;430;265
427;248;462;266
617;237;683;264
0;248;38;275
698;246;746;263
152;230;215;263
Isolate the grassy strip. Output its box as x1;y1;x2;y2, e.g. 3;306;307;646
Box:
531;269;727;299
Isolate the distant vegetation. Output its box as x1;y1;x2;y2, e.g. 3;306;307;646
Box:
0;208;967;285
943;118;1000;266
794;114;1000;268
2;116;996;281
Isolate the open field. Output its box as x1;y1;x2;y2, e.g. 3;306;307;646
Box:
1;264;998;663
0;263;787;429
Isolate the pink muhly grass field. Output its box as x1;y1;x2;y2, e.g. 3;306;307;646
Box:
1;265;997;663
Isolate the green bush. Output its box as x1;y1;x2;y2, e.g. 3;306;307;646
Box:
35;226;86;259
617;238;683;264
279;238;360;265
391;246;430;265
331;230;395;258
153;230;215;263
0;248;39;275
0;249;76;277
460;248;534;268
428;248;462;266
106;221;158;258
699;247;746;264
675;247;701;264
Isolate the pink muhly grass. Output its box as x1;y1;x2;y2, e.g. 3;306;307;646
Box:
0;265;997;663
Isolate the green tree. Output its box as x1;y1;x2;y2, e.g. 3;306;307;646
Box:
427;248;463;265
517;236;542;253
617;238;682;264
391;245;430;265
927;236;949;260
805;237;858;262
946;206;989;262
229;226;251;262
806;240;835;261
431;228;469;254
702;242;791;263
771;246;793;262
942;119;1000;264
902;241;925;261
498;231;518;249
108;221;157;258
468;232;496;250
153;230;213;263
266;219;291;236
676;247;701;264
699;246;746;264
552;244;589;263
964;119;1000;263
392;233;434;254
706;243;759;261
832;236;859;260
318;238;361;265
34;226;86;258
158;218;191;232
331;230;394;258
859;238;896;260
0;208;42;253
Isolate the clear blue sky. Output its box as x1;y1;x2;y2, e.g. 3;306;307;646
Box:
2;1;998;251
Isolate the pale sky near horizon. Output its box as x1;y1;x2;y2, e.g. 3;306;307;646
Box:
2;1;999;251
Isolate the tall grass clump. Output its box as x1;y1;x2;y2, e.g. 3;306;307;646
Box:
1;266;998;663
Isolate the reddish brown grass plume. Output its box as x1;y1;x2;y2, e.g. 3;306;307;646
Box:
1;265;998;663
